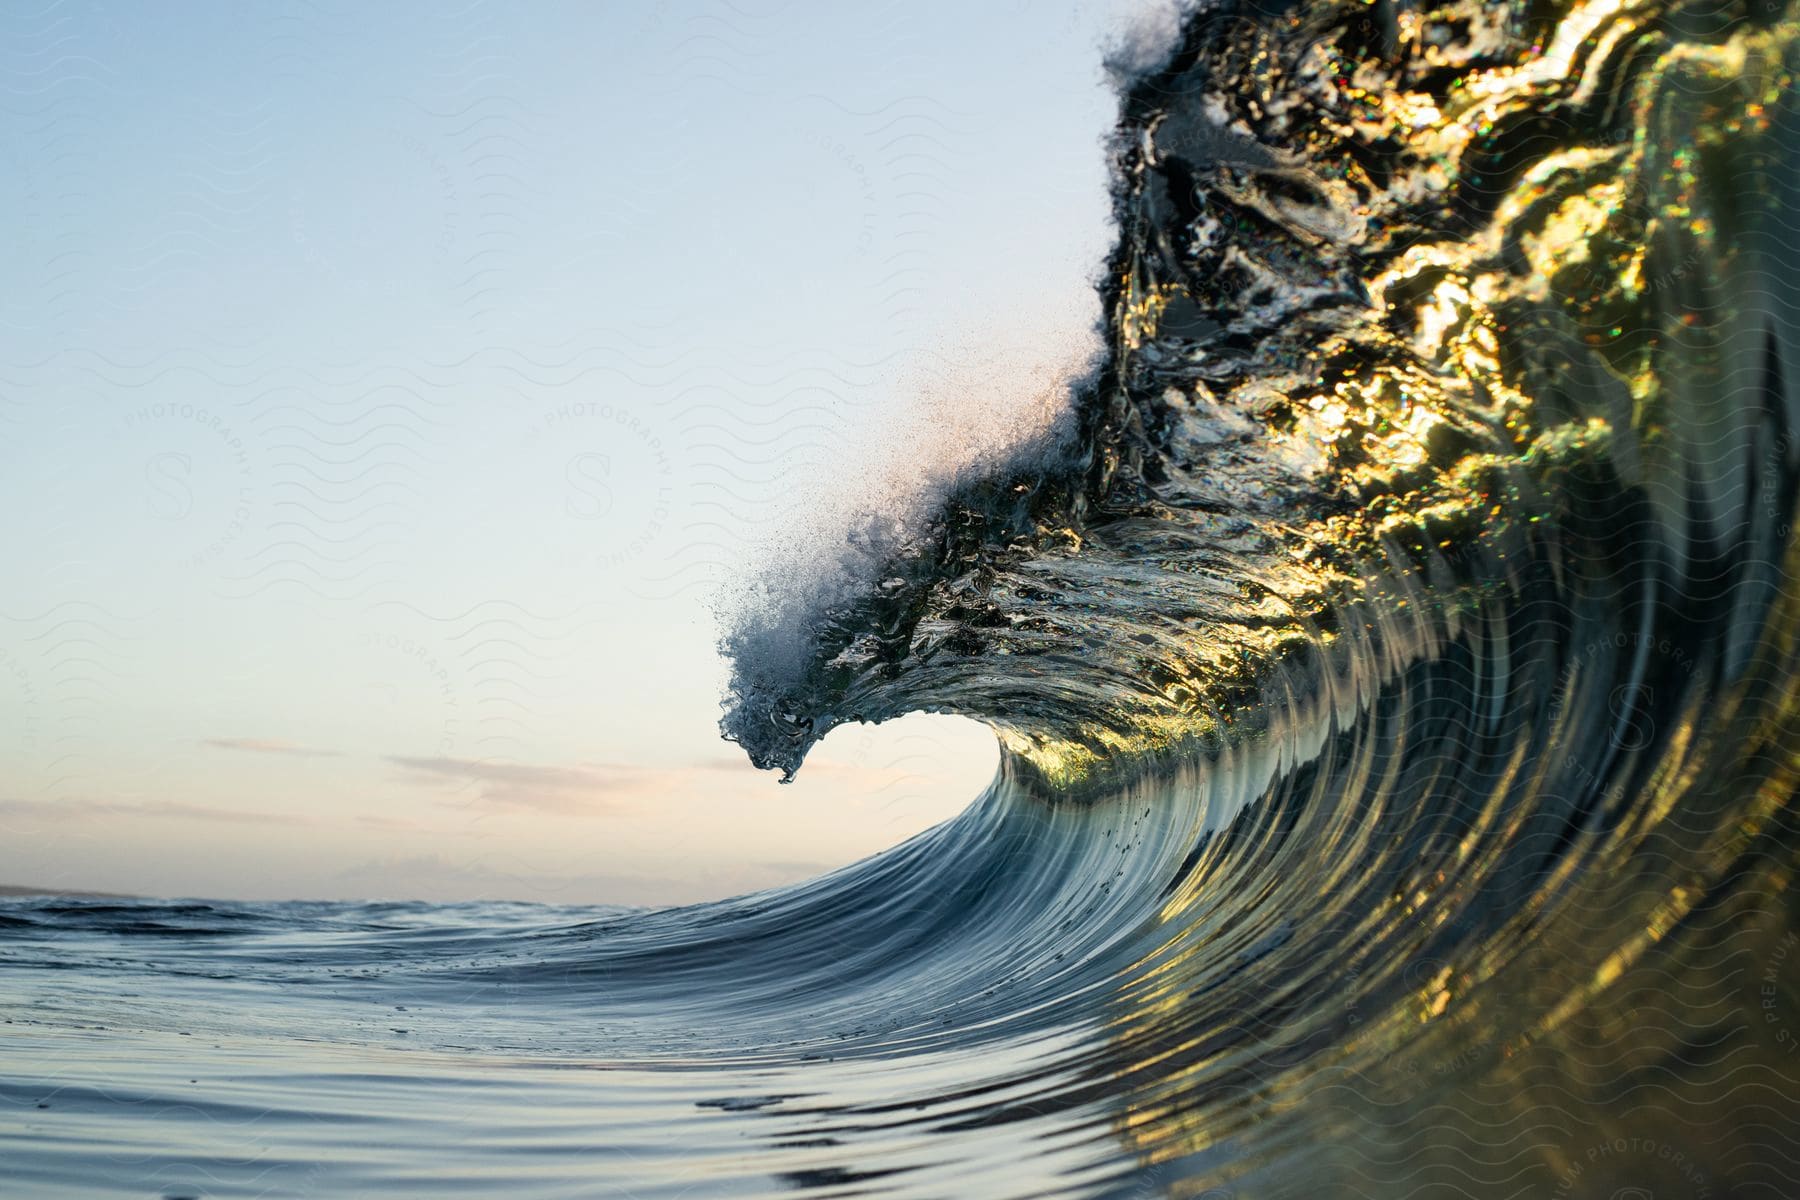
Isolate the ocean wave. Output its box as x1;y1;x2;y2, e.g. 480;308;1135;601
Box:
5;2;1799;1196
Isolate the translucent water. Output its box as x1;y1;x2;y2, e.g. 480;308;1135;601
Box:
8;1;1800;1195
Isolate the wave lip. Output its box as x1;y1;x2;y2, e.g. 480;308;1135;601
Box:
724;0;1800;792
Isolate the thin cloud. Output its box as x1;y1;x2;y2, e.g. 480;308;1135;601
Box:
386;756;634;814
355;813;481;836
382;753;930;815
203;737;342;758
689;754;760;772
0;797;310;826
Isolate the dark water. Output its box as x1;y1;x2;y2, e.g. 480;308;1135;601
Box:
9;1;1800;1195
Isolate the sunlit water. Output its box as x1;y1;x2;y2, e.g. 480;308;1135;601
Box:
8;1;1800;1196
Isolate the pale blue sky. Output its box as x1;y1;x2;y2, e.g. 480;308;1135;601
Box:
0;0;1167;902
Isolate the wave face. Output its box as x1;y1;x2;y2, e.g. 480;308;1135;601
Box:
8;2;1800;1197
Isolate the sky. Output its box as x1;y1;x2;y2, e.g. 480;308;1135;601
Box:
0;0;1170;904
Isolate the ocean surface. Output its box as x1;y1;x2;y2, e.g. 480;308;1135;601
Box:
8;0;1800;1195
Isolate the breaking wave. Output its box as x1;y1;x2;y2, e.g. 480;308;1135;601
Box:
7;3;1800;1196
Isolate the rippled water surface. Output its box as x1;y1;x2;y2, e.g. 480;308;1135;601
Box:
9;0;1800;1195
